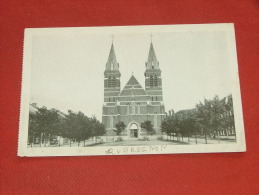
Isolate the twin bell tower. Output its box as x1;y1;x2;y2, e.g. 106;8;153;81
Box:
102;38;165;138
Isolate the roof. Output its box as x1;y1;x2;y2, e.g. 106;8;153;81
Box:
29;104;38;115
146;43;159;70
29;104;66;119
106;43;119;70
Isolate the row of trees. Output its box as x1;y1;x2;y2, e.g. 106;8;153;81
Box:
28;107;105;147
161;95;235;143
114;120;155;138
29;106;157;146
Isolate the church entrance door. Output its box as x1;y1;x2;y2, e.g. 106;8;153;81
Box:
129;123;138;138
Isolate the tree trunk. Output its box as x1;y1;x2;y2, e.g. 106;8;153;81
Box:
69;139;71;147
217;131;220;144
31;134;34;148
84;140;85;147
44;133;46;147
78;141;80;147
195;133;197;144
205;133;207;144
188;136;190;143
40;133;43;147
182;134;183;142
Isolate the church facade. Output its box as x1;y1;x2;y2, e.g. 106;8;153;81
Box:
102;42;165;138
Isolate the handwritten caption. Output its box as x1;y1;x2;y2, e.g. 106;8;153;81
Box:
105;145;167;155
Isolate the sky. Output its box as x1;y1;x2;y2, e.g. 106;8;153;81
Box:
29;26;234;121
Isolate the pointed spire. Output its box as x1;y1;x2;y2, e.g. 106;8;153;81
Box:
106;43;119;70
146;42;159;70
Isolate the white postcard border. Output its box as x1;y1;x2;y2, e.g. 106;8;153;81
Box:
18;23;246;157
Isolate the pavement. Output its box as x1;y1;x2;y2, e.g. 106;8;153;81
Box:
88;136;236;147
89;139;187;147
28;136;236;148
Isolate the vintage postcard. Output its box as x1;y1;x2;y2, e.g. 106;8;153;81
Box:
18;23;246;157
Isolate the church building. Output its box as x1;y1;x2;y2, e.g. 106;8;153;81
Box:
102;41;165;138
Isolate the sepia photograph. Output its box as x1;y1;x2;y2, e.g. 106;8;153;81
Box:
18;24;246;156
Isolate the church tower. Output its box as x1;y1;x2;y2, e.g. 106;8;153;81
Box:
104;43;121;103
144;42;163;102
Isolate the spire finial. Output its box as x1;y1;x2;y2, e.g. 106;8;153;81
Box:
111;34;115;44
150;33;154;43
132;72;134;75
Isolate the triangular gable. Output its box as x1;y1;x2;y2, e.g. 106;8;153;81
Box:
118;75;149;99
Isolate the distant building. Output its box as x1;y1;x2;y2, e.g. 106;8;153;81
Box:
29;103;66;119
102;42;166;138
28;103;67;145
219;95;236;137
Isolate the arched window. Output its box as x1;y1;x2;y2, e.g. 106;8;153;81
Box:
150;75;153;87
131;100;135;115
154;112;157;128
112;76;116;87
110;113;113;129
154;75;158;87
127;104;130;115
108;76;112;87
137;103;140;114
111;63;114;70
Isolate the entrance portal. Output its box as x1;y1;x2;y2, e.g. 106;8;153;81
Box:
129;123;138;138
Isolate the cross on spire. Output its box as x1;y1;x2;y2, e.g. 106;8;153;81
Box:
111;34;115;44
150;33;154;43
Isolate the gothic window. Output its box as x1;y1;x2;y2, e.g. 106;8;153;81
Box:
111;63;114;70
154;112;157;128
151;97;153;101
127;104;130;115
156;96;158;101
131;100;135;114
154;75;158;87
110;113;113;129
108;76;112;87
112;76;116;87
137;103;140;114
150;75;153;87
